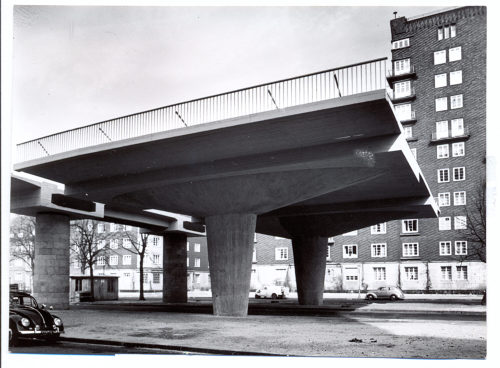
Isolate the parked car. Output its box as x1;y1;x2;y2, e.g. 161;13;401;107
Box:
9;291;64;346
255;285;289;299
365;286;405;301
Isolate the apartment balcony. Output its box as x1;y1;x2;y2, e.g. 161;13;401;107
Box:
399;110;417;125
430;127;470;143
389;87;416;104
386;65;417;88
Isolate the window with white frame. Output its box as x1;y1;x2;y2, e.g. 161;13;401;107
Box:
328;237;334;244
450;94;463;109
435;97;448;112
109;223;117;232
439;217;451;231
449;46;462;62
153;254;160;265
438;24;456;40
405;266;419;280
438;192;450;207
402;219;418;233
371;223;386;234
97;240;106;250
109;255;118;266
97;256;106;266
438;168;450;183
343;244;358;258
435;73;447;88
87;223;94;232
394;81;411;98
451;118;464;136
254;233;258;243
439;241;452;255
436;120;449;139
194;258;201;267
186;257;189;267
373;267;386;281
345;268;359;281
97;223;105;233
151;236;160;247
437;144;449;159
392;38;410;49
454;191;466;206
455;241;467;255
441;266;452;280
394;103;412;121
394;58;411;75
123;238;132;248
343;230;358;236
326;245;331;260
253;247;257;262
186;242;189;251
402;243;419;257
110;239;119;249
122;255;131;265
371;243;387;257
454;216;467;230
453;167;465;181
275;247;289;260
434;50;446;65
452;142;465;157
153;272;161;284
450;70;462;85
194;243;201;252
456;266;468;280
403;126;413;139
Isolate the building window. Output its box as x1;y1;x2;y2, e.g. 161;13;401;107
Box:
453;167;465;181
454;191;467;206
402;219;418;233
153;254;160;265
253;247;257;263
373;267;386;281
451;118;464;136
326;245;331;260
450;94;463;109
454;216;467;230
434;50;446;65
441;266;452;280
110;239;119;249
123;238;132;248
186;242;189;251
439;241;452;255
393;58;411;75
97;256;106;266
343;230;358;236
394;81;412;98
404;266;419;280
371;223;386;234
371;243;387;258
109;223;117;232
75;279;83;291
438;24;456;40
435;97;448;112
275;247;289;260
452;142;465;157
437;144;449;159
343;244;358;258
194;258;201;267
345;275;358;281
328;237;335;244
438;192;450;207
187;257;189;267
449;46;462;62
438;168;450;183
403;126;413;139
193;273;200;284
435;73;447;88
439;217;452;231
153;272;161;284
254;233;258;243
455;241;468;255
97;223;105;233
392;38;410;49
122;255;131;265
456;266;468;280
109;255;118;266
394;103;412;121
152;236;160;247
97;240;106;250
436;120;449;139
194;243;201;252
450;70;462;85
402;243;419;257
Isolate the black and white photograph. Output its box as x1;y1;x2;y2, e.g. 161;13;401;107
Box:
1;1;497;366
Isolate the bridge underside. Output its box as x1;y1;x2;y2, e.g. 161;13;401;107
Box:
14;91;438;315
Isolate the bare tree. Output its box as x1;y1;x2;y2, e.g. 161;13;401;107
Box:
122;228;149;301
70;219;109;301
10;215;36;291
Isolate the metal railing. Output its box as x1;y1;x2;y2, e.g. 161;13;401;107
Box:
431;127;470;141
16;58;388;163
389;87;416;101
387;65;416;78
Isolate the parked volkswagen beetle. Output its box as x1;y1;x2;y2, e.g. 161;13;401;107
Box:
365;286;405;301
9;291;64;346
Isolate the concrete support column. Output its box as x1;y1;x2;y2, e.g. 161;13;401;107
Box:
206;213;256;316
162;233;188;303
291;235;328;305
34;213;70;309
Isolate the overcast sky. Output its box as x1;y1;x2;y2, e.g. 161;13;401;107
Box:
10;5;444;144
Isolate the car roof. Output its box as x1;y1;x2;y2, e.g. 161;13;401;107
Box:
10;291;32;297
